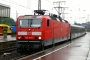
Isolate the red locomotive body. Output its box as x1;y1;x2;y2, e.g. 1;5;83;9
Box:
16;10;70;51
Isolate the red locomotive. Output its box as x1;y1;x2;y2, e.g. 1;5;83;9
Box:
16;10;85;52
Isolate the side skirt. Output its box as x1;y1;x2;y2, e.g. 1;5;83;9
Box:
43;36;70;46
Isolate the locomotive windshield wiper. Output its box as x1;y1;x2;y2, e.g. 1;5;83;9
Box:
29;19;33;27
38;27;40;29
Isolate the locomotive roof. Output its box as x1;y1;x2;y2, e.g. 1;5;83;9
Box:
22;15;51;19
33;10;63;21
20;10;64;22
71;24;85;28
23;14;63;22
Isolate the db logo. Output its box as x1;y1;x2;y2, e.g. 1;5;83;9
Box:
28;32;32;35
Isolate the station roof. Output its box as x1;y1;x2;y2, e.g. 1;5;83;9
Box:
0;3;10;8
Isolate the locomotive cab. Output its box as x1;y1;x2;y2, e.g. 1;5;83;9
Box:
16;14;54;52
17;16;43;40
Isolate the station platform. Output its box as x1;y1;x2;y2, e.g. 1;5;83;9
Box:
20;32;90;60
0;35;16;42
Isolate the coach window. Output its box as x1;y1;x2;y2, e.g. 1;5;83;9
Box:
47;19;50;27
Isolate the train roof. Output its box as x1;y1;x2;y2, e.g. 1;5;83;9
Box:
17;10;69;23
23;10;63;21
20;14;64;22
71;24;85;28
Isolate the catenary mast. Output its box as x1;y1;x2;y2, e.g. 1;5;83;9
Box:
38;0;41;10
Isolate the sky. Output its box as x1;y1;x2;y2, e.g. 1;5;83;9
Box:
0;0;90;24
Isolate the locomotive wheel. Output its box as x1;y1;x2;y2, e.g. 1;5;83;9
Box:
41;43;44;51
16;48;23;54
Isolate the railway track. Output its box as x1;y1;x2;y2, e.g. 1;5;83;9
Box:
0;44;55;60
0;47;29;60
0;48;39;60
0;40;71;60
0;46;16;54
0;35;84;60
0;41;16;51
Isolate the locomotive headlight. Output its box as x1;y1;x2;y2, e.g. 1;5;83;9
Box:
18;37;21;39
38;37;41;39
29;29;30;30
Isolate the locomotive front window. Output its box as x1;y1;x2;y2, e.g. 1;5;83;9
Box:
30;19;41;27
19;18;41;27
19;19;29;27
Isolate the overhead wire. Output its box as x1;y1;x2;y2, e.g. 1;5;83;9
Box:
2;0;55;11
2;0;34;10
44;0;60;14
45;0;54;5
2;0;59;14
